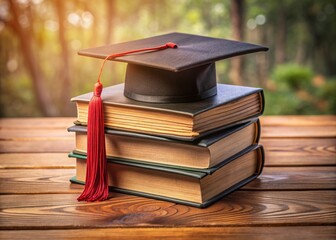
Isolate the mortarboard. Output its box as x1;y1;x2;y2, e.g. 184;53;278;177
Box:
76;32;268;202
78;32;268;103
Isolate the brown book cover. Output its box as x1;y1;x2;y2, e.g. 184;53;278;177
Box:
68;119;260;170
72;83;264;141
69;144;264;208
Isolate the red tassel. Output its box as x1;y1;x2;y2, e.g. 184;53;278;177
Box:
77;81;108;202
76;42;177;202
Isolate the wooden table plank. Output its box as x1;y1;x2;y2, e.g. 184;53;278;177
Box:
248;167;336;190
1;138;335;165
0;118;75;129
0;153;75;169
1;138;335;162
260;115;336;126
2;116;335;128
0;116;335;239
0;139;74;153
0;191;335;229
1;117;335;139
1;167;335;194
261;125;336;138
1;226;336;240
0;129;74;138
0;169;80;194
4;124;335;139
260;115;336;137
3;124;336;138
2;152;333;170
261;138;336;166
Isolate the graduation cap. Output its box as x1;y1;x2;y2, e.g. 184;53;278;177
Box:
78;32;268;103
76;32;268;202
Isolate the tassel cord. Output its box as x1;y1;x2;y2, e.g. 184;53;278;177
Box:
77;42;177;202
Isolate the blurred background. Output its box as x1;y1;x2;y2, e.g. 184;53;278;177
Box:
0;0;335;117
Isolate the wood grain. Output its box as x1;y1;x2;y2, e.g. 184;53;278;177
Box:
260;115;336;137
0;191;335;229
3;126;335;147
260;115;336;126
261;125;336;138
261;138;336;166
248;167;336;190
0;116;335;239
0;167;335;194
0;118;74;153
0;138;74;153
0;129;74;138
0;153;75;169
2;116;334;128
0;118;75;128
1;137;334;166
0;169;80;194
1;226;336;240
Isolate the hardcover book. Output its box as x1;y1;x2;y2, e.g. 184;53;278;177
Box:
69;144;264;208
72;83;264;141
68;119;260;169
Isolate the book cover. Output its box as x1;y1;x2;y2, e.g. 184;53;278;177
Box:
68;119;260;170
69;144;264;208
72;83;264;141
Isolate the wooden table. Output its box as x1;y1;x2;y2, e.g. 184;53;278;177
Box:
0;116;335;239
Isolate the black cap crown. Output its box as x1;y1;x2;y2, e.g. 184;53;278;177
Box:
79;32;268;103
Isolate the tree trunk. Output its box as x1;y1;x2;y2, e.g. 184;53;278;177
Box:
105;0;115;45
55;0;73;116
103;0;117;85
255;24;269;88
8;0;58;116
230;0;245;85
275;2;286;64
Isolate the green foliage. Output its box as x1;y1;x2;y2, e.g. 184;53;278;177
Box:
265;63;335;115
0;0;335;117
316;79;336;114
0;74;41;117
272;64;314;90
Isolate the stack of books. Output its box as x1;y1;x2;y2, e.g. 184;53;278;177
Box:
68;83;265;208
68;32;267;207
